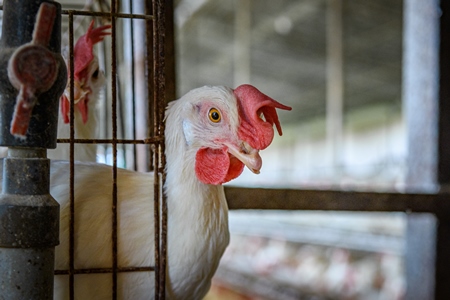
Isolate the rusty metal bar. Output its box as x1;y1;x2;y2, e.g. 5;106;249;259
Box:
54;266;155;275
68;11;76;300
153;0;167;298
110;0;118;298
61;10;154;20
146;2;155;171
57;137;163;144
163;0;176;106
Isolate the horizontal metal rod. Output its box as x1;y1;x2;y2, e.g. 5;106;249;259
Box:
61;10;154;20
54;266;154;275
225;187;450;215
56;137;163;145
0;7;155;20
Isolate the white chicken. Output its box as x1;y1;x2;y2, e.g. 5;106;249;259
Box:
0;85;290;299
48;20;111;162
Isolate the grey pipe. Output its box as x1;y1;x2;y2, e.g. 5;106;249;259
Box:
0;1;66;299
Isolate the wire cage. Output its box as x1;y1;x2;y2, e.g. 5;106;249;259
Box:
0;0;168;298
61;1;167;298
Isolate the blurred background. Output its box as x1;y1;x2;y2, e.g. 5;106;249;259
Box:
174;0;409;299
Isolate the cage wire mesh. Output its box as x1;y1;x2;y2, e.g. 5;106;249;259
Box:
0;0;167;298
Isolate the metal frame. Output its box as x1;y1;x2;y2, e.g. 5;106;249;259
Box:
48;1;167;299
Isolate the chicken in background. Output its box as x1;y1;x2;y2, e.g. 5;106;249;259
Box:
48;20;111;162
0;84;290;299
0;21;110;160
218;235;405;299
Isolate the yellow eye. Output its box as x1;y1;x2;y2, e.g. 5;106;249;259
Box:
208;108;221;123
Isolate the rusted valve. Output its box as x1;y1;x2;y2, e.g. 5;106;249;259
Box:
7;2;59;138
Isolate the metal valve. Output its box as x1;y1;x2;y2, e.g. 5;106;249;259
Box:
7;2;59;138
0;0;66;148
0;1;65;298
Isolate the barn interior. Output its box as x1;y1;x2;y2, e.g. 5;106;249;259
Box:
0;0;448;299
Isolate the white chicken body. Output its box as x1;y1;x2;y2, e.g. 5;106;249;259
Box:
0;85;290;299
50;161;227;299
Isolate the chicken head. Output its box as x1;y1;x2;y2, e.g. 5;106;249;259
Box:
61;20;111;124
169;85;291;185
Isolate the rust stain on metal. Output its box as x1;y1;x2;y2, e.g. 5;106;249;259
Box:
153;0;167;298
61;10;154;20
54;266;155;275
57;137;163;144
68;11;75;300
110;1;118;299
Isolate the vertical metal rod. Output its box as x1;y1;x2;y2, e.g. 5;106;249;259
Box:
145;0;160;297
436;1;450;297
153;0;167;298
146;1;155;171
326;0;344;180
68;11;76;300
129;0;138;171
110;1;119;299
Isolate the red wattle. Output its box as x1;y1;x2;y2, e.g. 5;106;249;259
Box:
195;147;244;185
224;155;245;182
61;95;70;124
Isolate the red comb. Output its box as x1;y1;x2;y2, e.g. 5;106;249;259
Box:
234;84;292;150
73;20;111;79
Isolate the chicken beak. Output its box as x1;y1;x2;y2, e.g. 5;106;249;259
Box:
63;80;91;124
225;142;262;174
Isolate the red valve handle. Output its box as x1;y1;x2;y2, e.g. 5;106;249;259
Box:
8;2;58;138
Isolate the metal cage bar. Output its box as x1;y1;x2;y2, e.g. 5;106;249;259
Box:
67;12;76;299
50;1;166;299
109;0;119;298
151;0;167;297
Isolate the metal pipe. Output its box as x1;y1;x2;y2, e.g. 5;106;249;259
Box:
0;148;59;299
0;1;66;299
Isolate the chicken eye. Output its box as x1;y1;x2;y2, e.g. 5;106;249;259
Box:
208;108;221;123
